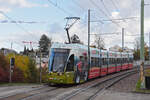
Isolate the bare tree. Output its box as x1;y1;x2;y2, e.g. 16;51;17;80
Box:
133;37;149;60
134;37;140;51
94;35;105;49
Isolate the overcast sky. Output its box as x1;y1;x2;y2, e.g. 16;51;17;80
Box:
0;0;150;52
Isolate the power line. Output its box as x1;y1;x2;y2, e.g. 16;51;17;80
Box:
90;32;121;35
72;0;86;11
91;0;138;36
91;17;138;22
0;11;38;41
47;0;72;16
110;0;119;11
89;0;122;28
90;0;109;18
100;0;112;16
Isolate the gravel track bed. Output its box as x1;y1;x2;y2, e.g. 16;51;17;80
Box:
108;73;139;92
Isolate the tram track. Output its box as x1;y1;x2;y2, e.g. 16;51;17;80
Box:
1;85;59;100
61;66;149;100
87;71;137;100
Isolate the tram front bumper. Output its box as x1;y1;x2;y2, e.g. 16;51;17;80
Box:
48;72;74;84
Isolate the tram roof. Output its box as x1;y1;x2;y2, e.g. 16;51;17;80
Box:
51;43;132;56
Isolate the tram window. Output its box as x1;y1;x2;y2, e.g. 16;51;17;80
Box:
113;58;114;64
119;58;121;63
91;57;94;67
94;58;96;67
109;58;111;64
102;58;106;65
66;55;74;71
122;58;124;63
98;58;101;67
104;58;106;65
112;58;114;64
96;58;99;67
121;58;123;64
114;59;116;64
102;58;104;65
95;58;98;67
105;58;108;65
117;59;119;63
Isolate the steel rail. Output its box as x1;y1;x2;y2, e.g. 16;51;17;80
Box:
62;67;139;100
87;71;137;100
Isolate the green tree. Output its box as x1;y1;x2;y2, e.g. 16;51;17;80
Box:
39;34;52;55
27;58;38;83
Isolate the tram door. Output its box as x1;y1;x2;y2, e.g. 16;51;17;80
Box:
76;56;88;82
66;54;74;72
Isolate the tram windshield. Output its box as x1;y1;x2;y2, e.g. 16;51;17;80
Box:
49;48;70;72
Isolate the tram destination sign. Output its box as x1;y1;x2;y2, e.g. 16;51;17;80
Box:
53;48;70;53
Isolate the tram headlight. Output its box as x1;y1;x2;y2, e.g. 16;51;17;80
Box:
59;73;62;75
58;72;63;76
67;75;70;77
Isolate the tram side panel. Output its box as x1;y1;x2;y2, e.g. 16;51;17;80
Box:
100;51;108;76
108;52;116;74
100;58;108;76
128;54;133;69
88;50;101;79
121;53;129;70
116;53;122;72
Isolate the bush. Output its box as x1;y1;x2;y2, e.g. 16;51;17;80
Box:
7;54;39;83
0;54;9;82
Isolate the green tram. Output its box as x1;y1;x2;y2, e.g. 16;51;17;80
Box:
48;43;133;84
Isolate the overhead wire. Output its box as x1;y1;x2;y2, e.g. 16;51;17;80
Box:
100;0;112;16
100;0;139;36
47;0;73;16
89;0;122;29
110;0;119;11
0;11;39;41
72;0;86;11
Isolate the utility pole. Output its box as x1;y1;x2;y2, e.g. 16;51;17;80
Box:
88;9;91;79
9;42;13;83
39;50;42;84
149;32;150;60
140;0;145;88
11;42;13;49
9;60;12;83
122;28;124;51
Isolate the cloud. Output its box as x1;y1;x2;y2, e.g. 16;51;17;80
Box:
0;0;49;13
0;0;48;8
0;13;5;20
111;11;120;18
0;7;11;12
